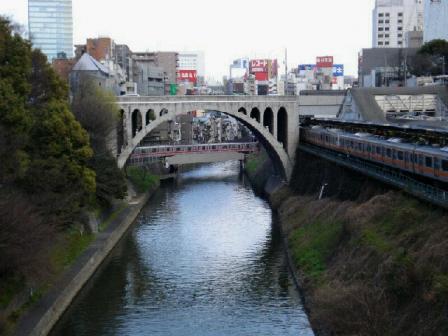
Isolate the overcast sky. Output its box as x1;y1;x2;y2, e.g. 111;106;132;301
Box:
1;0;375;80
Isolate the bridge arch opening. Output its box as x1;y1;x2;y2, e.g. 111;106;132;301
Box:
238;107;247;115
132;109;142;137
263;108;274;134
250;108;260;123
117;109;125;154
277;107;288;151
160;108;168;117
146;109;155;125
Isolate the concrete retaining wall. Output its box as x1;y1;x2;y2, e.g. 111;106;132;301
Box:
14;187;157;336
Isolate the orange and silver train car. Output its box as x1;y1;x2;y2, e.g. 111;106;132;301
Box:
302;126;448;183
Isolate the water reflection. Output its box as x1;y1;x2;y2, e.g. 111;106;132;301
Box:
51;161;313;336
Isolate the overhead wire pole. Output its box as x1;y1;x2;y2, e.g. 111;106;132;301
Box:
284;48;288;95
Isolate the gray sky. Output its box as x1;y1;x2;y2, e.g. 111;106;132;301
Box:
1;0;375;80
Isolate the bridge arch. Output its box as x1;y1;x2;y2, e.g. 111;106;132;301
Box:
277;107;288;151
131;109;142;137
238;107;247;115
116;96;299;180
250;107;260;123
263;107;274;134
146;109;155;125
160;108;168;117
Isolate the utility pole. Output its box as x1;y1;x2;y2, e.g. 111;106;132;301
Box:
284;48;288;95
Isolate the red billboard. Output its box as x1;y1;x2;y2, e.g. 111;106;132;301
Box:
177;70;197;83
250;59;268;73
316;56;334;68
254;72;269;81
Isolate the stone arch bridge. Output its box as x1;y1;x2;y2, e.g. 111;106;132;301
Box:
116;96;299;180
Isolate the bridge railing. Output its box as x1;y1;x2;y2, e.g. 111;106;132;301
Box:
300;143;448;209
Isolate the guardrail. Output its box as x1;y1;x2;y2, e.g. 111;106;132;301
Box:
299;143;448;209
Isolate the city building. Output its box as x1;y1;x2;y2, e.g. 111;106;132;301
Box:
133;57;165;96
70;53;120;96
358;47;418;87
424;0;448;42
28;0;74;61
133;52;178;95
372;0;424;48
178;52;205;84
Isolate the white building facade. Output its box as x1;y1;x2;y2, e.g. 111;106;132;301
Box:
424;0;448;42
372;0;424;48
178;52;205;78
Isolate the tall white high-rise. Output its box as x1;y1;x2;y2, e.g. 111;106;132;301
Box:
424;0;448;42
28;0;74;61
372;0;424;48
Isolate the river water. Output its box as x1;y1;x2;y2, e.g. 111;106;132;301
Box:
51;161;313;336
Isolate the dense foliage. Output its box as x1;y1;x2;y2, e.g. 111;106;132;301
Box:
71;77;127;206
0;17;97;316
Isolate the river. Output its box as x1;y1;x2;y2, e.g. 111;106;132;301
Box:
50;161;313;336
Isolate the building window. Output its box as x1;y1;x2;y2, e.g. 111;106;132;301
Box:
398;33;403;37
385;27;390;31
386;13;390;17
379;27;384;31
385;20;390;23
378;20;384;24
398;19;403;24
398;27;403;31
378;34;384;38
385;34;389;37
398;41;403;45
398;12;403;16
379;13;384;17
378;42;384;45
385;41;390;45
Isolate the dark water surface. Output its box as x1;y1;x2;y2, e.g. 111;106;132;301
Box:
51;161;313;336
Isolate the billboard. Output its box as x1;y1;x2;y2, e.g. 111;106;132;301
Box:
177;70;197;83
332;64;344;77
254;72;269;81
316;56;334;68
298;64;316;71
231;58;249;69
250;59;268;73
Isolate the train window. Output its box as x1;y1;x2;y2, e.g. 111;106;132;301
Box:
202;146;206;150
376;147;381;155
425;157;433;168
188;147;192;151
386;148;392;158
397;151;404;160
367;145;371;152
325;136;329;142
176;147;181;151
152;148;157;153
442;160;448;171
434;158;440;170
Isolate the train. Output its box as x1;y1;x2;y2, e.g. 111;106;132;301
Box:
131;142;260;159
301;125;448;184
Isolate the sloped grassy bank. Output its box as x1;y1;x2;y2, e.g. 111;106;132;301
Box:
246;149;448;336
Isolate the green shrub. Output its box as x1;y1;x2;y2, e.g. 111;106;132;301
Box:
127;166;159;193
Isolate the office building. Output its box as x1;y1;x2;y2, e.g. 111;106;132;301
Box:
424;0;448;42
28;0;73;61
372;0;424;48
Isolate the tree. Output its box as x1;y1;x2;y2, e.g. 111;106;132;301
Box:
71;77;127;207
0;15;95;226
412;39;448;76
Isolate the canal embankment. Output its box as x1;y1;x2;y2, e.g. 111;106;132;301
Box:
13;180;160;336
246;148;448;336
